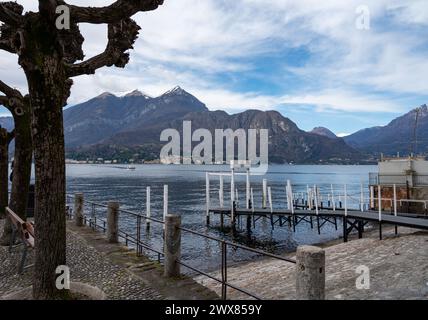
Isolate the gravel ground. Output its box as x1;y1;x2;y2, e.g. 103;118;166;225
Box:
0;219;163;300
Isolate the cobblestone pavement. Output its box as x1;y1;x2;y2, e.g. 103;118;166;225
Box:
195;228;428;300
0;219;163;300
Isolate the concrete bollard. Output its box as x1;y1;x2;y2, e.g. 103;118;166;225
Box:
107;201;120;243
164;214;181;278
74;193;84;227
296;245;325;300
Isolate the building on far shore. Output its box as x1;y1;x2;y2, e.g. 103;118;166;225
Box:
369;156;428;214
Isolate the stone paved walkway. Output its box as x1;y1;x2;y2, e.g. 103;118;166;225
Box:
195;227;428;300
0;219;162;300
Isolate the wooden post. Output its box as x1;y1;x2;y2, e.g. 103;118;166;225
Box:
74;193;84;227
370;185;374;209
296;246;325;300
146;186;151;229
164;214;181;278
206;173;210;225
262;179;267;209
107;201;119;243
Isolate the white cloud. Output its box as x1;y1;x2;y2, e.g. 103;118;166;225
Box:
1;0;427;117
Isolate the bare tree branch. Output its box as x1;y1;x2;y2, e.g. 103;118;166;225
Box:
0;81;24;115
66;0;164;24
0;39;15;54
0;2;24;26
0;95;7;106
67;18;140;77
0;80;22;98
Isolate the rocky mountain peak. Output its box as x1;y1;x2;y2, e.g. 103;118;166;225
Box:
96;92;116;99
124;90;151;99
310;127;337;139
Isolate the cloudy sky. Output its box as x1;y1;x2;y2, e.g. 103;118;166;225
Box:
1;0;428;136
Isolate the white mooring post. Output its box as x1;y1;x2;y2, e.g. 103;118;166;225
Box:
378;185;383;240
206;172;210;224
393;184;397;216
393;184;398;235
331;184;336;211
262;179;267;209
360;182;364;212
246;168;251;209
378;185;382;221
314;185;319;215
268;187;273;213
163;185;168;229
306;185;311;210
250;188;254;213
344;184;348;217
146;186;151;229
370;185;374;209
231;168;235;222
287;180;294;214
219;175;224;208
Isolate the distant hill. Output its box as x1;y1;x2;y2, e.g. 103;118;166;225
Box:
310;127;337;139
64;87;363;164
344;104;428;156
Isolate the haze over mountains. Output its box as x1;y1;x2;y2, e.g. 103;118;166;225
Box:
1;86;426;163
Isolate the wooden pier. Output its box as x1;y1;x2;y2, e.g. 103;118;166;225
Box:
204;165;428;242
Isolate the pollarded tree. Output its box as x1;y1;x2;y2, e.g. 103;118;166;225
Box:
0;126;14;219
0;81;32;245
0;0;164;299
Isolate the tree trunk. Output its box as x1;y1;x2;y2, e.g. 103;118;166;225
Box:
24;60;68;300
0;129;9;219
0;102;33;245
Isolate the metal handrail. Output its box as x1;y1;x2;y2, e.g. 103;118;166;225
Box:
66;194;296;300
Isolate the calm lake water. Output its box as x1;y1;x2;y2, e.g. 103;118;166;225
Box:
64;164;377;273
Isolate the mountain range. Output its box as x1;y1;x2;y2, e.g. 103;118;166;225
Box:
62;87;364;164
344;104;428;156
1;86;426;164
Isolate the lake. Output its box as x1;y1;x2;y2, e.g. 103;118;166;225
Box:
64;164;377;273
